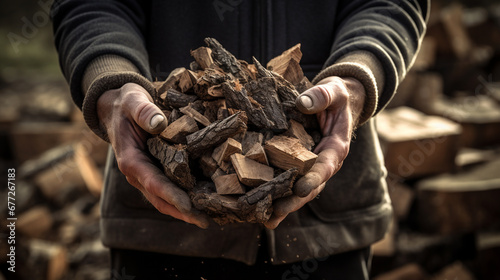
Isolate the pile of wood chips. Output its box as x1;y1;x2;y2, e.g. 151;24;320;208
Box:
148;38;320;225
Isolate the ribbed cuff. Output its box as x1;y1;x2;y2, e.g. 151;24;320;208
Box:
81;55;155;142
312;51;385;126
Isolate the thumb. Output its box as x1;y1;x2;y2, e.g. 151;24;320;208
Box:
295;84;335;115
122;83;168;134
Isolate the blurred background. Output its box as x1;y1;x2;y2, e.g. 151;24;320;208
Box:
0;0;500;279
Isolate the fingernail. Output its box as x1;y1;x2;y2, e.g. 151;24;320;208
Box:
299;95;314;109
150;114;164;129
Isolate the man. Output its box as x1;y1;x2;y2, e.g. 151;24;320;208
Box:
52;1;428;279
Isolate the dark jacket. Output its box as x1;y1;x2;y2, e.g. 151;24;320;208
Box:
52;0;429;265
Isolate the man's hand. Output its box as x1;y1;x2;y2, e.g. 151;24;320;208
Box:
97;83;209;229
264;76;366;229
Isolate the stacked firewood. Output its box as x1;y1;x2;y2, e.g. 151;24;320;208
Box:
147;38;319;224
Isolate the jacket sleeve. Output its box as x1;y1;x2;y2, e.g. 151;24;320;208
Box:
51;0;153;141
313;0;429;125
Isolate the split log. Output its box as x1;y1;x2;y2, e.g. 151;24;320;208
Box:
179;104;211;127
17;206;53;238
283;119;315;151
211;138;242;165
190;47;214;69
161;88;198;109
267;43;304;85
264;136;317;175
147;137;195;190
376;107;462;179
178;69;199;93
199;152;219;178
156;67;185;94
230;153;274;187
245;143;269;165
160;115;199;144
213;174;245;195
25;240;68;280
241;131;264;154
245;77;288;130
186;111;248;157
204;37;249;83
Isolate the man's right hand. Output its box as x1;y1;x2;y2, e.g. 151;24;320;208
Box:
97;82;209;229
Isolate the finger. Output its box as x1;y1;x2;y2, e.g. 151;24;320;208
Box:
295;78;347;114
122;84;167;135
265;183;326;229
143;192;210;229
116;144;193;214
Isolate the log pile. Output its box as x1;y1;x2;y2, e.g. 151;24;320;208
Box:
148;38;318;224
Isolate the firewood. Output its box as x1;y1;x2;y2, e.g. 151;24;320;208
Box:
167;108;181;123
157;67;185;94
213;174;245;195
190;182;244;224
193;67;231;99
230;153;274;187
160;115;199;144
221;80;273;128
253;57;300;104
376;107;462;179
190;47;214;69
245;143;269;165
178;69;199;93
199;152;218;177
17;206;53;238
295;76;314;94
161;88;198;109
241;131;264;154
203;99;226;123
179;104;211;127
219;159;235;174
267;43;304;85
186;111;248;157
147;137;195;190
211;138;242;165
283;119;315;151
26;240;68;280
204;37;249;83
245;77;288;130
237;168;298;207
207;84;224;98
73;143;103;197
264;136;317;175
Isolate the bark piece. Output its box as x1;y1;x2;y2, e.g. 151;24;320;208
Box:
179;104;211;127
178;69;199;93
211;138;242;165
204;37;248;83
265;136;317;175
283;119;315;151
221;81;273;129
190;185;244;225
203;99;226;123
193;67;231;100
238;168;298;207
253;57;300;104
295;76;314;94
230;153;274;187
245;77;288;130
147;137;195;190
186;111;248;157
245;142;269;165
190;47;214;69
267;43;304;85
160;115;199;144
162;88;198;109
157;67;185;94
213;174;245;195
